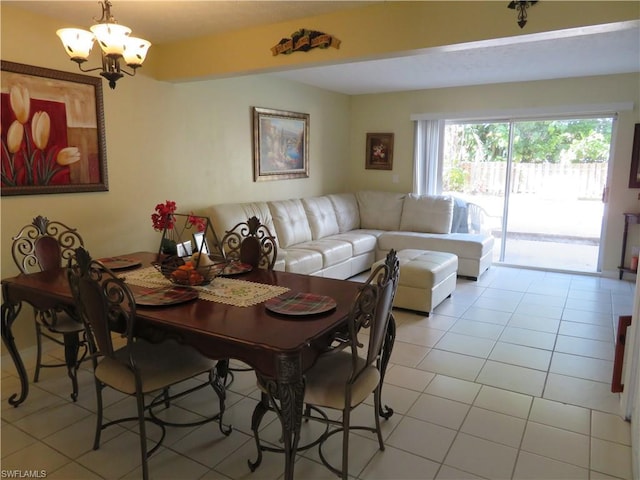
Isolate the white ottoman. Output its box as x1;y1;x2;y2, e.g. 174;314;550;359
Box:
372;249;458;315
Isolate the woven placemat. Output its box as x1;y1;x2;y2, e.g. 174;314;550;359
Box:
122;266;289;307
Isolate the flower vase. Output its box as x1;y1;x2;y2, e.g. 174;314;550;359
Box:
160;237;178;256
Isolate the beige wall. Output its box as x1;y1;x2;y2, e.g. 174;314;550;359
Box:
2;4;640;349
348;75;640;274
1;6;350;347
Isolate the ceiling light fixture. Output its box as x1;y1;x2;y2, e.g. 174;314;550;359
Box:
56;1;151;90
507;0;538;29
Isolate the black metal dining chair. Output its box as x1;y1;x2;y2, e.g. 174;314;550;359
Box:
220;215;278;270
67;246;231;480
11;215;87;401
248;249;400;479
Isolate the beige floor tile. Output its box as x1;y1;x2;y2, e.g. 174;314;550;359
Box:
444;432;518;479
449;319;505;340
122;447;211;479
512;451;588;479
558;321;613;342
75;430;145;478
1;422;38;458
554;335;615;361
460;406;526;447
387;341;430;368
476;360;547;396
435;465;484;479
418;313;458;331
171;422;251;468
47;461;103;479
544;373;621;414
423;375;481;404
303;429;380;478
359;445;440;480
434;332;496;358
214;436;286;480
499;326;557;350
417;349;485;381
528;397;590;435
385;364;436;392
406;393;470;430
590;438;633;480
462;306;512;325
508;314;560;334
521;422;589;468
550;352;613;383
473;385;533;419
562;308;613;325
363;383;421;415
488;342;552;371
515;302;564;320
591;410;632;445
2;439;73;474
386;416;456;462
472;295;520;312
394;323;446;347
14;400;93;439
520;292;566;307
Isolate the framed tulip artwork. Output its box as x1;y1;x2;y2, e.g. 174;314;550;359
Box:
1;60;108;196
252;106;309;181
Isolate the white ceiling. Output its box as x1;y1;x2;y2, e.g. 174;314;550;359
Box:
7;1;640;95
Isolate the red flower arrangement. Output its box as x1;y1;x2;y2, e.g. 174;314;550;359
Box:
151;200;207;232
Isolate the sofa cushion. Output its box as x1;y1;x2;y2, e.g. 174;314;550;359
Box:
356;191;405;231
327;231;378;256
205;202;276;246
292;239;352;268
328;193;360;232
302;196;340;240
400;194;453;234
268;199;312;248
377;231;494;258
279;249;323;274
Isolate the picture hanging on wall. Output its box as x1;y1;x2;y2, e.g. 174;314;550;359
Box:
252;106;309;182
1;60;108;196
629;123;640;188
365;132;394;170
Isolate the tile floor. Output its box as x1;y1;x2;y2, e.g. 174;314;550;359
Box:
1;265;635;479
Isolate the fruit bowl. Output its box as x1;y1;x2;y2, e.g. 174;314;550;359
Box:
153;255;225;286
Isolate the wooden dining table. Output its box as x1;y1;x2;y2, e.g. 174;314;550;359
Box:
1;251;396;480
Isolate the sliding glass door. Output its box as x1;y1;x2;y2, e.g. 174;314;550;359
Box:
442;117;613;273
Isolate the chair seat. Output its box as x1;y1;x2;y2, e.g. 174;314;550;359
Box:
96;340;216;395
37;310;85;334
304;351;380;410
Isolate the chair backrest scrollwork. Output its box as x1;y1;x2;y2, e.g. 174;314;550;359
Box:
221;216;278;270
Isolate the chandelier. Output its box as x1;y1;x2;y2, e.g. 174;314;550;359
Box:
507;1;538;29
56;1;151;90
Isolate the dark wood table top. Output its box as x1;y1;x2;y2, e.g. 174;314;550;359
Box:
2;251;361;378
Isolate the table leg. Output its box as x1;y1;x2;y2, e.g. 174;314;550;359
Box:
264;354;304;480
1;299;28;407
378;313;396;419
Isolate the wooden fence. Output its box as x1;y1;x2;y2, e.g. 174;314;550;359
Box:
458;162;607;199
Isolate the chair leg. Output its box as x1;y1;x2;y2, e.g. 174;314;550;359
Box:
33;321;43;383
373;385;385;450
93;380;104;450
212;361;231;435
136;391;150;480
63;332;81;402
341;408;350;480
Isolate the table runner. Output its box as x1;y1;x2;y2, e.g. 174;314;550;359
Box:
121;266;289;307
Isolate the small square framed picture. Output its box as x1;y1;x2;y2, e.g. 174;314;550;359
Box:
365;133;394;170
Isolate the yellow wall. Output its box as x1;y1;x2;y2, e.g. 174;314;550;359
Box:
1;3;639;349
348;74;640;272
1;6;350;347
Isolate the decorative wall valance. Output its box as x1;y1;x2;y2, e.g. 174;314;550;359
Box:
271;29;340;56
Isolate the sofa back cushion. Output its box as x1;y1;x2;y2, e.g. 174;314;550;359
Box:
328;193;360;232
400;194;453;234
356;191;405;231
302;196;340;240
206;202;277;247
268;199;313;248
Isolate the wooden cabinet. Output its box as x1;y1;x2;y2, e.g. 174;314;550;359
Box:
619;213;640;279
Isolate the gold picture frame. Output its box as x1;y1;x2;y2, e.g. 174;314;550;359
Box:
1;60;108;196
252;106;309;182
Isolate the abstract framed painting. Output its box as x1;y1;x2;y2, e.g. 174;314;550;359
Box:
1;60;108;196
252;106;309;181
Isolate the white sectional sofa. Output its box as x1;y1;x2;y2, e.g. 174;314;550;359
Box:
205;191;494;280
